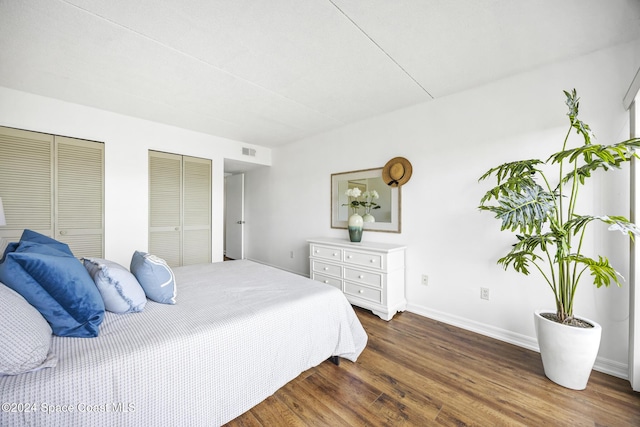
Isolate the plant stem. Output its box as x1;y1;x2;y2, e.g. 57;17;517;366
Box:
556;124;574;320
557;126;572;225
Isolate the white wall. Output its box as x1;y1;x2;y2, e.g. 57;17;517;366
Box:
243;40;640;378
0;86;271;267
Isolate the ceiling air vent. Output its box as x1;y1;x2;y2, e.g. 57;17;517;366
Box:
242;147;256;157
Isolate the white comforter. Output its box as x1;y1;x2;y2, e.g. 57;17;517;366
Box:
0;260;368;426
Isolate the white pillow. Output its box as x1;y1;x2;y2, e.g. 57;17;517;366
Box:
0;282;57;376
83;258;147;314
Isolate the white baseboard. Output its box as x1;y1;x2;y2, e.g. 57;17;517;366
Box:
406;303;629;381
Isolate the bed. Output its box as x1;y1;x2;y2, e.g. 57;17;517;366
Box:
0;259;368;427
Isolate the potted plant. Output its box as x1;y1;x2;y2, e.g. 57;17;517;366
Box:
478;89;640;389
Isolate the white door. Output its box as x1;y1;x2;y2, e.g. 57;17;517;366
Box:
225;173;244;260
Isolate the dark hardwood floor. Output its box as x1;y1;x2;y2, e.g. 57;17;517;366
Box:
225;307;640;426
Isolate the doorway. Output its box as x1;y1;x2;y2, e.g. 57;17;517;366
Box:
225;173;244;260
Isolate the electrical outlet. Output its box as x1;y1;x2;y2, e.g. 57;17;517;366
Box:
480;287;490;300
421;274;428;286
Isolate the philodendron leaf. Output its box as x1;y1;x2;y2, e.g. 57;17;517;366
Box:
564;89;579;119
479;174;538;203
568;255;623;288
564;215;597;236
553;140;640;188
597;215;640;240
478;159;544;203
478;159;543;184
498;251;538;275
564;88;594;145
561;159;609;185
479;184;555;234
550;143;637;167
512;233;556;253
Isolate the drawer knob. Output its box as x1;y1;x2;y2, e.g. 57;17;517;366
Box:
315;250;320;253
370;259;375;263
324;280;329;284
324;267;329;271
333;252;338;256
348;255;353;259
358;275;364;279
359;289;364;294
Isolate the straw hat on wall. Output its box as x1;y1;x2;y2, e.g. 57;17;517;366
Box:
382;157;412;187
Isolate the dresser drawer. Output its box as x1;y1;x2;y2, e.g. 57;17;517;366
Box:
311;244;343;262
344;281;382;303
312;273;342;290
344;267;382;288
344;249;382;269
312;260;341;278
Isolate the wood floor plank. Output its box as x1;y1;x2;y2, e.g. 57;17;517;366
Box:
299;371;378;426
317;360;442;426
232;395;307;427
273;378;352;426
226;308;640;426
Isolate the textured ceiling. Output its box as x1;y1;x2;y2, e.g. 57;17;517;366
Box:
0;0;639;147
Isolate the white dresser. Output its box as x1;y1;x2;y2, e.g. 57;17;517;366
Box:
308;237;406;321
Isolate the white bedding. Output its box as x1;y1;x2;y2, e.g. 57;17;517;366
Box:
0;260;368;426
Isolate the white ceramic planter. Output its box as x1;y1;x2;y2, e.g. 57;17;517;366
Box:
534;309;602;390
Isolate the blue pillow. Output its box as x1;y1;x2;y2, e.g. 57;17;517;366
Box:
130;251;176;304
83;258;147;314
0;241;104;338
15;240;74;257
1;229;73;263
0;241;18;263
19;229;74;257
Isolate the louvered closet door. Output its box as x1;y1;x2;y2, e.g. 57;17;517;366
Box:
149;151;182;267
55;136;104;258
183;156;211;265
0;126;53;253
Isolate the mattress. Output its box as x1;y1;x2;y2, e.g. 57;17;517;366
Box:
0;260;368;426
